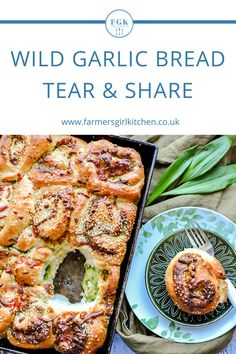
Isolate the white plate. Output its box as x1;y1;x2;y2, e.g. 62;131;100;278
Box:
126;207;236;343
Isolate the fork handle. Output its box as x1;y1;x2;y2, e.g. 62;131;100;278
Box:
226;279;236;310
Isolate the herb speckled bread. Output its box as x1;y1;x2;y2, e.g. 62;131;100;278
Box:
0;135;144;354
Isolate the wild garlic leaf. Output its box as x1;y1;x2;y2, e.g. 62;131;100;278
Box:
162;164;236;196
146;145;198;205
181;136;232;183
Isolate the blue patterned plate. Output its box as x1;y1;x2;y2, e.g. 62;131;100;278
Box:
126;207;236;343
145;229;236;326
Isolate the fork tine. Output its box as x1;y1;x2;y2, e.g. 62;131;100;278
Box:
189;228;203;247
185;222;215;256
191;227;204;246
193;222;209;243
185;229;199;248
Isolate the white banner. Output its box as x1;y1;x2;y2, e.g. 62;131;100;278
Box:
0;1;235;134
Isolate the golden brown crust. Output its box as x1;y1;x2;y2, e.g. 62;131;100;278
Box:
33;185;74;241
99;265;120;298
53;301;110;354
0;135;53;182
165;249;228;315
29;136;87;187
0;272;22;337
11;246;53;286
13;257;43;286
0;182;13;231
69;194;137;265
0;307;15;338
0;135;143;353
0;176;34;246
15;226;37;251
77;140;144;203
7;286;55;349
8;328;55;350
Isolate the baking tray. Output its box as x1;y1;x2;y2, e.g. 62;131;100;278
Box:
0;135;158;354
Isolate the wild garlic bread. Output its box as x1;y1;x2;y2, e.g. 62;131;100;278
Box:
0;135;144;354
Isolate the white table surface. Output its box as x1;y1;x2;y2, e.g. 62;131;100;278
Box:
111;329;236;354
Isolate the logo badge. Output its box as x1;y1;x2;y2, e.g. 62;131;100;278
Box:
105;9;133;38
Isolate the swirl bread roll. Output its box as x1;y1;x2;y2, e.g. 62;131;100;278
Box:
7;286;55;349
77;140;144;203
29;136;87;187
0;135;53;182
69;192;137;266
33;185;74;241
53;300;111;354
165;248;228;315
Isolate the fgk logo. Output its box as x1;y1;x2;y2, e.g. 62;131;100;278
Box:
105;10;133;38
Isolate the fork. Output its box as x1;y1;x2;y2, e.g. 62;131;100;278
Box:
185;222;236;310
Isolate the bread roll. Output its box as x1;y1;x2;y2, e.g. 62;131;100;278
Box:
77;139;144;203
0;135;53;182
165;248;228;315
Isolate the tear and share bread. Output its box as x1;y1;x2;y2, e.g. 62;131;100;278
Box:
165;248;228;315
0;135;144;353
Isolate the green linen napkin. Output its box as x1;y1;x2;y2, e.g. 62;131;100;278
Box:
117;135;236;354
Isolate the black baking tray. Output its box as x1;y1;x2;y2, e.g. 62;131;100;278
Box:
0;135;158;354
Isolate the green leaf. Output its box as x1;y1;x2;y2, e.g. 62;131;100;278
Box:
145;316;159;330
151;216;165;230
168;322;176;332
146;145;198;205
180;217;191;224
161;330;168;337
137;245;143;254
151;219;157;230
192;214;203;221
174;331;182;338
143;230;152;238
132;304;138;310
176;210;183;217
162;164;236;196
181;136;232;183
207;215;216;222
157;223;164;233
184;209;195;215
168;210;177;216
182;333;192;339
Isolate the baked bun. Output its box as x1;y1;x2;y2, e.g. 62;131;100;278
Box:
0;135;53;182
77;140;144;203
53;300;111;354
33;185;74;241
165;248;228;315
29;136;87;187
69;193;137;265
0;135;144;354
8;286;55;349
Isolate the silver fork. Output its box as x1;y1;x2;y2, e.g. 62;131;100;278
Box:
185;222;236;310
186;223;214;256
